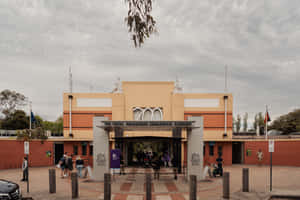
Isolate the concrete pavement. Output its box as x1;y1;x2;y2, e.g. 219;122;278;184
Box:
0;165;299;199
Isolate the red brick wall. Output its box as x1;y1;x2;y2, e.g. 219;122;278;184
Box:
0;140;54;169
184;112;233;130
63;111;112;130
244;141;300;166
204;142;232;166
63;141;93;166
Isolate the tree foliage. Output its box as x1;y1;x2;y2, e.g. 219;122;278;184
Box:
42;116;63;134
243;112;248;131
253;112;264;130
0;90;26;117
235;114;241;133
17;127;48;141
269;109;300;134
125;0;157;47
1;110;29;130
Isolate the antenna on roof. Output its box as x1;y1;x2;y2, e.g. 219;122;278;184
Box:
225;65;228;93
69;67;73;93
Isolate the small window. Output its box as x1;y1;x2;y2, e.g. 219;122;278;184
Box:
82;144;87;156
73;145;78;155
203;144;205;155
209;145;214;156
89;145;93;156
218;145;223;156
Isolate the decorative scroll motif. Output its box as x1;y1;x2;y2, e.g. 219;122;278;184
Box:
133;107;163;121
96;152;106;166
191;152;200;166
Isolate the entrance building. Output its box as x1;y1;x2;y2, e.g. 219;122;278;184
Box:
62;81;233;175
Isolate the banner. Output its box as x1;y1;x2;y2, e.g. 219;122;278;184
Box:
110;149;121;169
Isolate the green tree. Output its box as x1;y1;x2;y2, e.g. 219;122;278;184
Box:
253;112;265;134
243;112;248;131
1;110;29;130
42;116;63;134
270;109;300;134
236;114;241;133
125;0;157;47
0;90;26;117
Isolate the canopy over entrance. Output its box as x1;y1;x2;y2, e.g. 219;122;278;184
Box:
98;120;197;131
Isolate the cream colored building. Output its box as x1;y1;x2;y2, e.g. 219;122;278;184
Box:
63;81;233;167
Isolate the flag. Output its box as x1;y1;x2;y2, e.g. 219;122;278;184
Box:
264;110;271;124
31;111;36;123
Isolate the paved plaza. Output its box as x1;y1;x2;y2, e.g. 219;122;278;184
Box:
0;165;300;200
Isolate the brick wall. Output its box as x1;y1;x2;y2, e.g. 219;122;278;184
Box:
0;140;54;170
204;142;232;166
184;112;233;129
244;141;300;166
63;141;93;166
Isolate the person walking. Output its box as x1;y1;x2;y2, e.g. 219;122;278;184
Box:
171;156;178;180
163;152;170;167
59;154;67;178
67;154;74;177
21;156;28;181
152;156;161;180
75;156;84;178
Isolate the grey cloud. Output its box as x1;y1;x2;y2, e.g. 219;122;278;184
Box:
0;0;300;122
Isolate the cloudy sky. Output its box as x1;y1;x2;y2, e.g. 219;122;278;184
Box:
0;0;300;127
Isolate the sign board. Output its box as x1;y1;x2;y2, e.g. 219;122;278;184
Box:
269;140;274;152
110;149;121;168
24;141;29;154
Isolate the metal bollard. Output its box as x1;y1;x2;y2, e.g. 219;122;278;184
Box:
104;173;111;200
49;169;56;193
189;175;197;200
174;168;178;180
223;172;230;199
71;172;78;198
146;173;152;200
242;168;249;192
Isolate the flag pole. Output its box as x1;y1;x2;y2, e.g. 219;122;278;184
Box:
29;101;32;130
265;105;268;140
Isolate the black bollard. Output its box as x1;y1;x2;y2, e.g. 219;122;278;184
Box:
242;168;249;192
189;175;197;200
104;173;111;200
223;172;230;199
49;169;56;193
146;173;152;200
71;172;78;198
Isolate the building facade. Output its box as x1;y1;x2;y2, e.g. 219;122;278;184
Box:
63;81;233;168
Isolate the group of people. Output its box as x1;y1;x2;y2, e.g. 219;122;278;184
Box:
58;153;85;178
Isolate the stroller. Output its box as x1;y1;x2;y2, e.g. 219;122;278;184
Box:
212;163;223;177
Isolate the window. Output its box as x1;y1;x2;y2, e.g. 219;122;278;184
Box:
218;145;223;156
203;144;205;155
82;143;87;156
89;145;93;156
209;145;214;156
73;145;78;155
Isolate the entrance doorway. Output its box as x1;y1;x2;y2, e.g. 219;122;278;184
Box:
115;137;181;172
54;143;64;164
232;142;243;164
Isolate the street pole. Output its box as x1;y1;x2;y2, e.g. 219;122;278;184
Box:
27;154;29;193
270;151;272;191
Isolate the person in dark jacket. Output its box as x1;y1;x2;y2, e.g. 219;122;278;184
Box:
152;156;161;180
66;154;73;177
171;156;178;180
21;156;28;181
